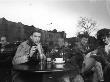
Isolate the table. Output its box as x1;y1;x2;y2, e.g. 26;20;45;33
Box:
13;62;79;82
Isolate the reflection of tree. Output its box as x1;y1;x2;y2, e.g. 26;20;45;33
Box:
78;17;97;35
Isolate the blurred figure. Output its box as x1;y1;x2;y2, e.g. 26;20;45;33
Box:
50;38;72;82
51;38;72;60
63;40;73;61
0;36;9;53
0;36;8;45
71;33;90;69
50;38;65;58
0;36;12;82
0;36;12;66
58;38;65;48
81;28;110;82
94;28;110;82
76;32;93;55
57;38;71;82
71;33;99;82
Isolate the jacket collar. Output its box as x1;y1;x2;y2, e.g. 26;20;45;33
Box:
27;38;37;47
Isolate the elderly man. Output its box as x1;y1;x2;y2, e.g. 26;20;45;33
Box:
12;30;46;65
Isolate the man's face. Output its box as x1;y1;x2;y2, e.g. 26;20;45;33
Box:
81;37;88;46
1;37;7;45
30;32;41;44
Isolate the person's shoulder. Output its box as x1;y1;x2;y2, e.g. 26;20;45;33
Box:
18;40;29;48
20;40;28;45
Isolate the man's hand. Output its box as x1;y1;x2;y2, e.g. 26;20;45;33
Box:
29;46;37;57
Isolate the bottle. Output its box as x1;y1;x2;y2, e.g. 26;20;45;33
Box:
46;52;51;62
60;50;65;61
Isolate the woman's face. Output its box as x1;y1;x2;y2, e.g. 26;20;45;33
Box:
105;36;110;45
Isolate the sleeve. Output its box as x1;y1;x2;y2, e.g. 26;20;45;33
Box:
12;42;30;64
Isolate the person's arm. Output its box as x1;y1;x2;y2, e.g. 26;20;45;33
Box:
12;42;30;65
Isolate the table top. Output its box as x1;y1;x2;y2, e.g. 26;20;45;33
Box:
13;62;79;73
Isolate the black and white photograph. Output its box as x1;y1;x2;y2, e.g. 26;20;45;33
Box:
0;0;110;82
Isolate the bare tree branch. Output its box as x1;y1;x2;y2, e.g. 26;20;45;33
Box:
77;17;97;35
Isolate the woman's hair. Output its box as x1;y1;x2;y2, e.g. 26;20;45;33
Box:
97;28;110;46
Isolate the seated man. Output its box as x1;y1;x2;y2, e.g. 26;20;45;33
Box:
12;30;47;82
12;30;46;65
